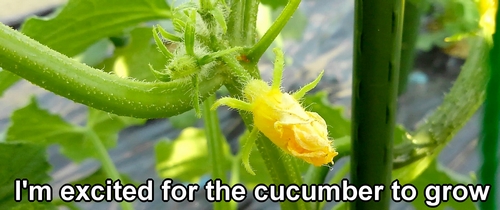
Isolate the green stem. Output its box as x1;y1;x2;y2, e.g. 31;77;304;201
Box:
229;154;241;210
242;0;259;47
227;0;259;46
246;0;301;62
225;0;261;79
351;0;404;209
398;0;421;95
202;95;232;210
480;9;500;209
393;37;489;182
85;130;133;210
221;54;253;84
321;163;351;210
0;23;225;118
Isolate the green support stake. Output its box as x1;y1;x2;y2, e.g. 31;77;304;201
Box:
351;0;404;209
398;0;421;95
480;2;499;209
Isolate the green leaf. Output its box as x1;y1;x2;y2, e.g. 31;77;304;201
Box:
6;98;145;162
416;0;480;51
0;69;20;98
302;91;351;139
20;0;171;57
10;203;57;210
86;108;146;155
278;9;307;40
394;124;410;145
238;133;288;188
155;128;232;183
169;109;199;129
6;98;83;147
0;143;51;209
152;26;174;60
410;160;476;210
71;167;137;186
65;167;137;206
99;27;169;81
73;39;112;66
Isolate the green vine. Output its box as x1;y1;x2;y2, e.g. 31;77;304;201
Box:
84;130;133;210
393;36;489;182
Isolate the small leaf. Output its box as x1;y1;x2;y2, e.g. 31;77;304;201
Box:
157;25;183;42
184;11;197;56
6;98;145;162
238;132;274;188
410;160;476;210
99;27;170;81
0;143;51;209
210;7;227;33
169;109;198;129
394;124;411;145
0;69;20;98
173;19;187;33
153;26;174;60
20;0;171;57
86;108;146;153
149;64;171;82
280;10;307;40
73;39;112;66
6;98;83;147
199;47;243;65
71;167;137;186
155;128;231;183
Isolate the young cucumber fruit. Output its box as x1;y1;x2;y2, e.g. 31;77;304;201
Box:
0;23;225;118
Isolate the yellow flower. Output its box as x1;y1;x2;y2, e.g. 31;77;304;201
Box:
245;80;338;166
213;48;338;174
479;0;497;36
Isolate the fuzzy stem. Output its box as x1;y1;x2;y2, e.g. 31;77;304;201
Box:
227;0;259;46
246;0;301;62
393;37;489;183
202;95;232;210
0;23;225;118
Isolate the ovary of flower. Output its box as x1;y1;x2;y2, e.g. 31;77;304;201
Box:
212;48;338;175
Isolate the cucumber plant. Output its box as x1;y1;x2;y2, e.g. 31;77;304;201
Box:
0;0;497;210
